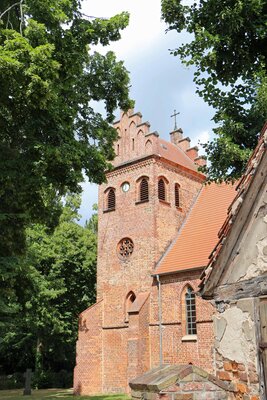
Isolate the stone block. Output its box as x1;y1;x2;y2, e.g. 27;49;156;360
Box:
192;366;208;379
132;390;143;399
248;371;259;383
236;383;248;394
217;371;231;381
238;372;248;382
174;394;193;400
223;362;233;371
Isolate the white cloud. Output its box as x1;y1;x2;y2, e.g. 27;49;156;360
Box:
83;0;164;59
191;130;211;154
78;0;216;223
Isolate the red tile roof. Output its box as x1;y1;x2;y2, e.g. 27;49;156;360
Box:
199;122;267;292
157;138;200;173
154;183;237;275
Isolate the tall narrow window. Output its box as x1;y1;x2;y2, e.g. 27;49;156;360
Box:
140;178;149;202
175;184;180;208
117;144;120;155
107;188;116;210
132;138;135;151
185;287;197;335
158;178;166;201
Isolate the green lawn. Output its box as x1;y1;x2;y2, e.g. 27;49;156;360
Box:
0;389;130;400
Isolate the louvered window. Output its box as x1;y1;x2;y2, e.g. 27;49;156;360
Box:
175;184;180;208
186;287;197;335
107;189;115;210
158;179;166;201
140;178;149;202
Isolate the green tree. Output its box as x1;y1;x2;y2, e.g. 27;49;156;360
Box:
0;0;133;257
85;203;98;234
161;0;267;181
0;0;132;317
0;196;97;383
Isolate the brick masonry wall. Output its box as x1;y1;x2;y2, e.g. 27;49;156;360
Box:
137;296;150;375
150;272;214;372
215;354;260;400
211;297;262;399
74;110;214;394
95;156;205;391
73;300;103;395
102;328;128;393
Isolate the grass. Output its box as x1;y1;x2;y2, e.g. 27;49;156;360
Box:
0;389;130;400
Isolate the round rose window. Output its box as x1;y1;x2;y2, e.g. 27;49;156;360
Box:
117;238;134;260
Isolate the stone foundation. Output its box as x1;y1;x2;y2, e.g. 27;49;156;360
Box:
130;365;236;400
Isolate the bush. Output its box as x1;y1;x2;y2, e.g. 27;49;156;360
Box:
0;373;24;390
0;369;72;390
33;369;73;389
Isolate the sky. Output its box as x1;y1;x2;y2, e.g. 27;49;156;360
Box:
78;0;215;225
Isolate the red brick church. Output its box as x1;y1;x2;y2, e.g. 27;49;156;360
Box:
73;109;236;395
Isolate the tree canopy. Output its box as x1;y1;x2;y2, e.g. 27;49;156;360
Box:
161;0;267;181
0;0;133;258
0;0;133;320
0;196;97;386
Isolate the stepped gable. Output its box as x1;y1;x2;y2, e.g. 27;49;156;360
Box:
154;182;237;275
112;109;205;177
199;121;267;294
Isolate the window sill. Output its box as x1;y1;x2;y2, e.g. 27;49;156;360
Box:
159;199;171;206
181;334;197;342
103;208;115;213
176;206;182;212
135;199;149;205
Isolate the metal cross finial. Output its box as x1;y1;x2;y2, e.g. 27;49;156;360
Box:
170;109;180;130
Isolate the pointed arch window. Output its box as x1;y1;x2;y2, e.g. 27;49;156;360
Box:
158;178;166;201
185;287;197;335
175;183;180;208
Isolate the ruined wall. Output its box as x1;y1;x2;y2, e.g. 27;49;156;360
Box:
222;181;267;285
213;298;261;400
211;173;267;399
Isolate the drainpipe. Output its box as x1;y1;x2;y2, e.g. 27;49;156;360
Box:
156;274;163;367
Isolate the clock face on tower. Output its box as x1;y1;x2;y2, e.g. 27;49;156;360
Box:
121;182;130;192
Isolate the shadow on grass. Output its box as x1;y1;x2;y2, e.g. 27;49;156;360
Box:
0;389;130;400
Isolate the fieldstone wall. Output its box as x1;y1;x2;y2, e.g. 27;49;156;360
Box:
213;298;261;400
